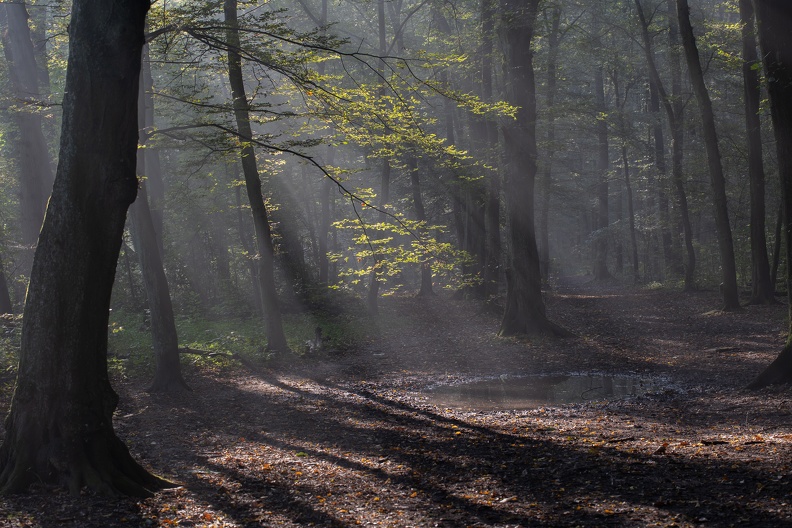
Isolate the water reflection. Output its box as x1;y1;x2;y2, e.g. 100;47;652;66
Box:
426;375;665;411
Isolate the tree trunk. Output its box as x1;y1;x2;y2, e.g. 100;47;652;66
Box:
131;56;188;392
224;0;289;354
648;80;677;279
0;3;54;268
539;6;561;281
740;0;775;305
748;0;792;388
0;0;172;496
636;0;696;289
0;253;13;315
677;0;740;310
623;145;640;283
593;63;611;281
481;0;501;298
498;0;568;338
409;157;434;296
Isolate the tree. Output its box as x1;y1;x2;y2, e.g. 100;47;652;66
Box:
748;0;792;388
740;0;775;305
0;0;172;495
676;0;740;311
636;0;696;290
498;0;567;337
224;0;290;354
132;48;189;392
0;2;54;269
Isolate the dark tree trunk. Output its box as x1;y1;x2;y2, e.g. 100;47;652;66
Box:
636;0;696;289
499;0;568;338
748;0;792;388
235;184;264;315
539;6;561;281
623;145;640;283
0;0;172;496
593;63;611;281
0;254;13;314
740;0;775;305
648;80;677;279
132;57;188;392
225;0;289;354
408;157;434;296
771;203;782;290
0;2;54;266
481;0;501;298
677;0;740;311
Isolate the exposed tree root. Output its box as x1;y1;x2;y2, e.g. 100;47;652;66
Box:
0;401;176;497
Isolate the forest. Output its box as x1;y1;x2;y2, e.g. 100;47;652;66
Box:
0;0;791;525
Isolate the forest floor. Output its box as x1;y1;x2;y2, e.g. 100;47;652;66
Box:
2;277;792;527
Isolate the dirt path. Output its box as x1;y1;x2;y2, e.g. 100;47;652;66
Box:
1;282;791;527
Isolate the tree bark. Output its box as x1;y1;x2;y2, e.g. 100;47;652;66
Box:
748;0;792;388
499;0;568;338
636;0;696;289
481;0;501;298
0;2;54;267
408;157;433;296
0;0;172;496
539;6;561;281
677;0;740;310
224;0;289;354
740;0;775;305
131;53;189;392
593;63;611;281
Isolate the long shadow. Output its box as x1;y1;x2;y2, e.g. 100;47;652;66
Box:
125;373;792;527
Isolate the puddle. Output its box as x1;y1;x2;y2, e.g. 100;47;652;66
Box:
426;374;666;411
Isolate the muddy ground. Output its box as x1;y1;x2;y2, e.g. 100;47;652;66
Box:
1;279;792;527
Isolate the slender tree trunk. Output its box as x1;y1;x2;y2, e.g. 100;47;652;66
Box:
623;145;640;283
677;0;740;310
648;80;676;279
408;158;434;296
224;0;289;354
593;63;611;280
636;0;696;289
539;6;561;281
748;0;792;388
499;0;568;338
0;3;54;270
133;45;188;391
771;203;782;290
235;184;264;315
740;0;775;305
481;0;500;298
0;254;13;314
0;0;172;496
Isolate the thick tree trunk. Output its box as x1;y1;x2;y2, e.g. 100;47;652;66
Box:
0;0;172;496
677;0;740;310
748;0;792;388
740;0;775;305
224;0;289;354
499;0;568;338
